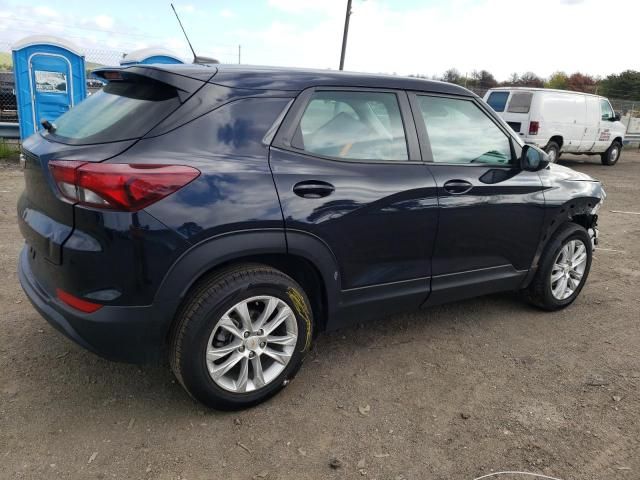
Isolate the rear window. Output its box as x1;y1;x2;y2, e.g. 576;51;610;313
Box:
507;92;533;113
48;77;180;144
486;91;509;112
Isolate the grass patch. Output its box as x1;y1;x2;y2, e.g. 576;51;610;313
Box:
0;139;20;159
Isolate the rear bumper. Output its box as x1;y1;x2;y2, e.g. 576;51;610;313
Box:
18;245;169;363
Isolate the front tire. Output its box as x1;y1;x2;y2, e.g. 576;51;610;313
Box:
601;140;622;166
524;223;592;311
170;264;313;410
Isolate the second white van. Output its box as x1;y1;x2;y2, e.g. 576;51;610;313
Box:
484;88;625;165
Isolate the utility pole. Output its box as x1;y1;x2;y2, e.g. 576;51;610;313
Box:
238;44;241;64
339;0;352;70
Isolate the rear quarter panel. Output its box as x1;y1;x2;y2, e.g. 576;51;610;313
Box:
133;96;294;244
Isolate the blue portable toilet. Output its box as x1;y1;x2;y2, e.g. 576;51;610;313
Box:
12;35;87;140
120;47;184;66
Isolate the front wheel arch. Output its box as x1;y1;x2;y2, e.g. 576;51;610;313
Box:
522;198;600;288
601;138;623;165
523;222;592;310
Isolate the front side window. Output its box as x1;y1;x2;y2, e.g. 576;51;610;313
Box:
600;99;614;120
507;92;533;113
296;91;408;161
486;91;509;112
417;95;513;165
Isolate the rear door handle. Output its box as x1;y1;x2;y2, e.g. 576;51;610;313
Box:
293;180;335;198
443;179;473;195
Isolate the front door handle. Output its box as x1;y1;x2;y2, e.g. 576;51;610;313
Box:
293;180;335;199
443;179;473;195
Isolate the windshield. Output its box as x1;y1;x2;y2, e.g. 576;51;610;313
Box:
48;77;180;145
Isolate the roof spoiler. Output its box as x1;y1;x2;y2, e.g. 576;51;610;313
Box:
92;65;216;102
194;56;219;64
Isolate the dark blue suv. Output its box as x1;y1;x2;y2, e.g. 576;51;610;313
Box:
18;64;605;409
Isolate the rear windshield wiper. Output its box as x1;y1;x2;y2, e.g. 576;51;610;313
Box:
40;119;57;133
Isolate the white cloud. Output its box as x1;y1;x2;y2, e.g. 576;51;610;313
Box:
267;0;344;13
220;9;235;18
244;0;640;81
176;4;196;14
0;6;157;61
94;15;114;29
33;6;59;18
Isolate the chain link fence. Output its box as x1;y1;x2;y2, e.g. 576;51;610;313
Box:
610;99;640;135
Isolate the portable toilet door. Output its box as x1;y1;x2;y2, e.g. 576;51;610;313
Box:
12;35;87;139
120;47;184;66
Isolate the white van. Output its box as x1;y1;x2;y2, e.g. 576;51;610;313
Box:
483;88;626;165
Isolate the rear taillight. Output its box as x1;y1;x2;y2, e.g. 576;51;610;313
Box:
529;121;540;135
49;161;200;211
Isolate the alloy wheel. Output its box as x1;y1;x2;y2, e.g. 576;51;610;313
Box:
550;239;588;300
205;296;298;393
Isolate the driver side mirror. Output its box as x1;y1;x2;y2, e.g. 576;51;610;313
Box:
520;145;550;171
612;112;621;122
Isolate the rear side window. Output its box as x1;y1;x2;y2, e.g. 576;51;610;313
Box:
486;91;509;112
417;95;512;165
49;77;180;144
507;92;533;113
295;90;408;161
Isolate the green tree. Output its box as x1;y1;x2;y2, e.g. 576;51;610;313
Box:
441;68;463;85
599;70;640;100
517;72;545;88
469;70;498;89
506;72;520;85
546;71;568;90
500;72;544;88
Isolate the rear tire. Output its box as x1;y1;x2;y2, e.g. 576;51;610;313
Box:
601;140;622;166
170;264;313;410
544;141;561;163
524;223;592;311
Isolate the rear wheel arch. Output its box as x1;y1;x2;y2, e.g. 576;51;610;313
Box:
157;230;339;344
548;135;563;149
544;137;563;162
197;253;331;334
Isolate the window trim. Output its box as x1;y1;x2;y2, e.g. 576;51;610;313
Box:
408;91;519;168
272;86;422;164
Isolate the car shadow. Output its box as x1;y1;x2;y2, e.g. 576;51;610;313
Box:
17;290;543;417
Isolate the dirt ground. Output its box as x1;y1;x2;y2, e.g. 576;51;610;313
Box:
1;150;639;480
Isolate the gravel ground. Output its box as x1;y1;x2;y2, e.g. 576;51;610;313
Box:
1;150;639;480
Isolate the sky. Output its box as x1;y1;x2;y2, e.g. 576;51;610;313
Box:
0;0;637;81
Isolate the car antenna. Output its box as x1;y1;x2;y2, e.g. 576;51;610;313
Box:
170;3;219;65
